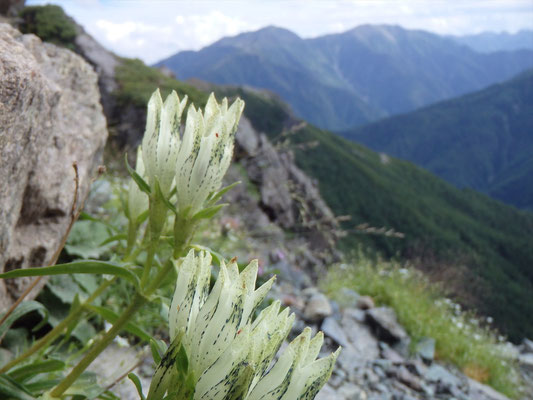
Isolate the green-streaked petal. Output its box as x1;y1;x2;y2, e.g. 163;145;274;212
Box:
147;329;185;400
195;263;245;372
194;325;251;399
281;347;341;400
142;89;163;183
303;331;324;366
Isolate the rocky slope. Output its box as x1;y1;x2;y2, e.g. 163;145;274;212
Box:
0;23;107;309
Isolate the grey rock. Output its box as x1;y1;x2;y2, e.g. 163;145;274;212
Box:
328;368;346;389
0;24;107;309
405;359;428;377
394;366;423;392
337;287;361;308
235;122;341;272
366;307;409;346
322;316;349;347
341;310;380;360
345;307;366;323
357;295;375;310
338;382;365;399
235;116;260;155
337;346;367;374
425;364;462;390
315;384;338;400
468;377;510;400
415;337;435;362
304;292;333;322
523;338;533;354
519;353;533;372
380;342;405;363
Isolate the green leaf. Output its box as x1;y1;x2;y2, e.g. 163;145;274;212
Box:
0;301;48;339
128;372;146;400
150;339;167;365
175;344;188;375
136;209;149;225
0;374;34;400
191;204;226;221
78;212;120;234
207;181;240;206
154;179;178;215
8;359;65;382
0;260;140;288
99;233;128;246
24;379;60;392
65;220;113;259
125;153;151;195
85;305;151;342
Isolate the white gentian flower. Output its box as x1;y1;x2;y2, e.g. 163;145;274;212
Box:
140;90;243;216
127;146;149;223
148;250;339;400
142;89;188;198
175;93;244;214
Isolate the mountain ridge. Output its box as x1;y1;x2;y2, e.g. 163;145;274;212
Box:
342;68;533;210
156;24;533;131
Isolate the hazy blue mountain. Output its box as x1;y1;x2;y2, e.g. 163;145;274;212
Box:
342;69;533;210
159;26;383;130
450;30;533;53
156;24;533;131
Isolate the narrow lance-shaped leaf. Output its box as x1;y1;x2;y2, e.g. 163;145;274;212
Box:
125;153;151;195
0;260;140;288
85;305;151;342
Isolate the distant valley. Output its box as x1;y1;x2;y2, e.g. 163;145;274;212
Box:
156;24;533;131
343;69;533;211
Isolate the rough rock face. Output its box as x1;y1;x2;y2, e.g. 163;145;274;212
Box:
235;116;341;271
0;24;107;309
71;20;118;118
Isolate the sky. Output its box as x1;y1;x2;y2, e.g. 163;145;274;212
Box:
27;0;533;64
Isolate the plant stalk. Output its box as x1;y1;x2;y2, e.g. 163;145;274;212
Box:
49;228;190;397
0;277;115;373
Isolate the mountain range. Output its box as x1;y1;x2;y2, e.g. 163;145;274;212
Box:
156;24;533;131
449;29;533;53
342;69;533;211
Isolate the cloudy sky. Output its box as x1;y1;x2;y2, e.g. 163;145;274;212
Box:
27;0;533;64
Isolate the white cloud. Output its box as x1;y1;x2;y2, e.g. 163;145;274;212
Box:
25;0;533;64
175;10;258;47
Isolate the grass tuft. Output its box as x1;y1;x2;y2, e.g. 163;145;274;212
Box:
321;256;522;398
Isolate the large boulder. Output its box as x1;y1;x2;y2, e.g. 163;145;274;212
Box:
0;24;107;309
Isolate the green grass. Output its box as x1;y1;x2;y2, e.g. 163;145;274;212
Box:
114;58;208;108
321;258;522;398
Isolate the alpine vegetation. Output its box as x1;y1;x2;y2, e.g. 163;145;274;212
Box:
148;250;340;400
0;89;338;399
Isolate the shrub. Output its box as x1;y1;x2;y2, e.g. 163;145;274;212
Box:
19;5;77;50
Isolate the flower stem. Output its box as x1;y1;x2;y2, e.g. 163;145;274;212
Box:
0;277;115;374
50;292;146;398
49;227;190;398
